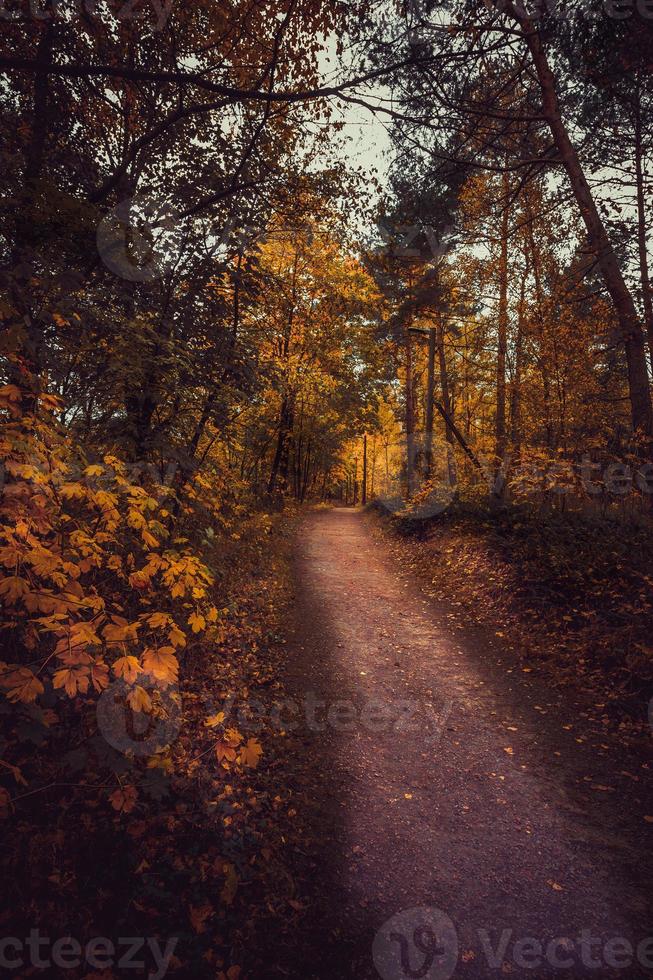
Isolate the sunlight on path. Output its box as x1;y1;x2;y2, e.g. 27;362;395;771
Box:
293;508;651;979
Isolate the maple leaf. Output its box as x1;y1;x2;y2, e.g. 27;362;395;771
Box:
188;611;206;633
239;738;263;768
109;785;138;813
59;483;87;500
205;711;225;727
142;529;160;549
146;612;171;629
215;741;237;763
0;575;30;604
127;685;152;713
2;668;44;704
90;660;110;692
112;656;142;683
103;619;140;644
142;646;179;686
168;624;186;648
53;666;90;697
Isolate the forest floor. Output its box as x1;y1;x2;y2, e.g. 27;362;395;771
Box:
277;507;653;980
6;506;653;980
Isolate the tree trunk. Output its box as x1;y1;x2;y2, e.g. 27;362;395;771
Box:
404;326;415;495
436;314;457;485
494;171;510;495
267;395;294;495
511;264;527;452
508;4;652;439
527;205;554;448
634;106;653;376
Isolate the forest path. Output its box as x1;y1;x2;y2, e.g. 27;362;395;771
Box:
282;507;653;980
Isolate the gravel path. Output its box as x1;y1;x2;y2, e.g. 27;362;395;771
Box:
282;508;653;980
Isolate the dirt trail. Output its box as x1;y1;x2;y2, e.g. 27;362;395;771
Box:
282;508;653;980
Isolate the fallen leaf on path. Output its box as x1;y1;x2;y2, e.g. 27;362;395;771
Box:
189;903;213;934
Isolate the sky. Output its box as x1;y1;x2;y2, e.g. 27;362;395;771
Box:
316;34;394;187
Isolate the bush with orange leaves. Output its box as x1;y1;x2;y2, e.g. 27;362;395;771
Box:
0;382;223;795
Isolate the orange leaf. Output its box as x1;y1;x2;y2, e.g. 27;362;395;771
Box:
188;611;206;634
53;666;90;698
2;667;44;704
215;741;237;763
127;685;152;713
239;738;263;768
109;785;138;813
141;646;179;687
112;656;142;684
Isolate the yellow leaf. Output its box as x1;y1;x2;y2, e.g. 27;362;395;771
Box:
53;666;90;698
239;738;263;768
141;646;178;686
142;529;159;549
147;612;171;629
113;655;142;684
205;712;225;727
127;685;152;713
103;619;140;644
168;625;186;648
188;611;206;633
